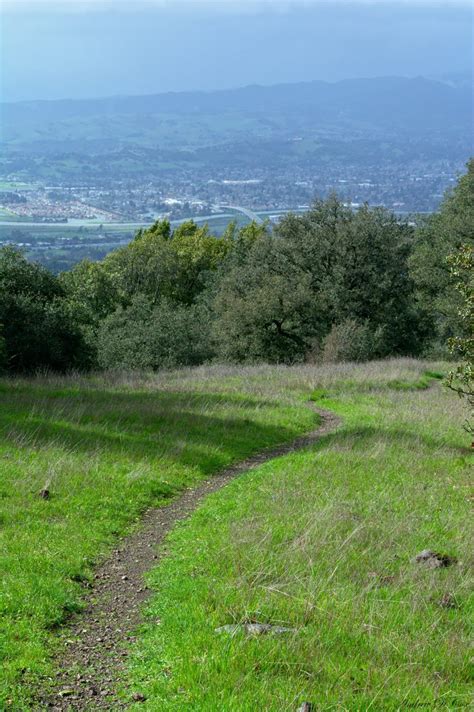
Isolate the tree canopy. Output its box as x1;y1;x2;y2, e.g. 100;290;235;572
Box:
0;162;472;374
410;158;474;352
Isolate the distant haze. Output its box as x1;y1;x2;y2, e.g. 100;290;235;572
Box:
1;1;472;102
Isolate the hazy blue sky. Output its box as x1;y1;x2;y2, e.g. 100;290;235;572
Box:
1;1;472;102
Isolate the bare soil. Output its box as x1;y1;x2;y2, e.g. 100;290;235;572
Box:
36;405;341;710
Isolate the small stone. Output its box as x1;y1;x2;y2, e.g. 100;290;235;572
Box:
121;575;128;581
215;622;296;636
415;549;434;561
414;550;457;568
132;692;147;702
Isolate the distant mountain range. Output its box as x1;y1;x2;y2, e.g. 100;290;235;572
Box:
1;76;472;151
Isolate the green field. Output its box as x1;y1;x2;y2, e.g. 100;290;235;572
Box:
0;182;37;192
0;207;25;220
0;360;472;709
123;362;472;710
0;373;316;708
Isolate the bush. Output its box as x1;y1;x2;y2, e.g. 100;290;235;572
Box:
0;247;88;373
321;320;376;363
211;233;321;364
97;296;212;371
446;244;474;434
0;326;6;373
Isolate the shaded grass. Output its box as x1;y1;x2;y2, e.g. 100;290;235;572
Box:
123;368;472;710
0;380;317;708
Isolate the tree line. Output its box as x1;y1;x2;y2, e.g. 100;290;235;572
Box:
0;160;472;375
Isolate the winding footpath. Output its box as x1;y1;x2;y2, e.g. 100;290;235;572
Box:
38;405;341;710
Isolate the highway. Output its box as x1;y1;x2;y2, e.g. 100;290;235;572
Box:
214;205;264;224
0;206;286;231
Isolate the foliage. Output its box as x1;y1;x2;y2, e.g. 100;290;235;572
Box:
102;219;231;307
59;258;120;352
0;246;88;373
212;197;424;363
0;325;6;373
446;244;474;434
321;319;376;363
410;158;474;350
97;295;211;371
212;233;316;363
60;219;231;368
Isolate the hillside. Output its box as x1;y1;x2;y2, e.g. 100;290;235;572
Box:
0;76;470;233
0;360;471;709
2;77;471;147
0;77;471;187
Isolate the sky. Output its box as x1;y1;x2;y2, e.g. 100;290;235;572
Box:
1;0;472;102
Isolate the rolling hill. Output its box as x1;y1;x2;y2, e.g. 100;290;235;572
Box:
1;76;471;151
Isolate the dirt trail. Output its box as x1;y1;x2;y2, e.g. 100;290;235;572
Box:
37;405;341;710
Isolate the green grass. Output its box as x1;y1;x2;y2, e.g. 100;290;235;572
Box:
1;359;471;709
0;207;24;221
0;377;316;709
0;182;36;191
118;362;472;710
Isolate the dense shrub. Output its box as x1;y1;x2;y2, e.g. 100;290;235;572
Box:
321;320;376;363
0;247;88;373
102;219;231;307
97;296;211;371
410;158;474;348
0;327;6;374
446;244;474;434
211;197;425;363
212;234;316;363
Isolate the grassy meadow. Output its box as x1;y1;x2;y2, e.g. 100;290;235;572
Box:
0;374;316;708
0;359;472;709
123;361;472;710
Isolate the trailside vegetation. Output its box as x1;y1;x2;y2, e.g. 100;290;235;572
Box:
410;158;474;354
446;243;474;434
0;160;472;374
